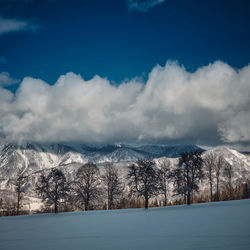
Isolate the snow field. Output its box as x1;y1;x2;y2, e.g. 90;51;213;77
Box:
0;199;250;250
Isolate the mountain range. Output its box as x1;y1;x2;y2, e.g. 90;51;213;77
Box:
0;142;250;210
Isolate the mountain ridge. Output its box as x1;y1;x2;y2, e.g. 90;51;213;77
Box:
1;142;250;211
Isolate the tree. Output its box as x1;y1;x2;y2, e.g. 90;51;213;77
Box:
203;153;216;201
241;182;250;199
72;163;101;211
0;198;3;216
127;159;158;209
36;168;69;214
215;155;224;201
223;161;234;200
101;164;124;210
171;151;203;205
14;171;28;215
157;160;171;206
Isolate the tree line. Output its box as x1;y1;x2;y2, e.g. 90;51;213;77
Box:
1;150;250;216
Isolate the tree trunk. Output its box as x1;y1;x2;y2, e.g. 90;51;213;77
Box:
107;190;112;210
17;192;20;215
85;194;89;211
145;196;149;209
54;184;58;214
107;186;110;210
187;192;191;205
85;202;89;211
229;181;232;200
164;192;167;206
108;194;113;210
216;177;220;201
108;198;111;210
210;182;213;202
54;201;58;214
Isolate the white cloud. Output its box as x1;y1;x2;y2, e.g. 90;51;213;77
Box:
218;111;250;143
127;0;165;12
0;72;19;86
0;16;39;35
0;61;250;145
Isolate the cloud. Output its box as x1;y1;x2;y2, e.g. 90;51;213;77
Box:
126;0;165;12
0;61;250;145
218;111;250;143
0;16;39;35
0;72;19;86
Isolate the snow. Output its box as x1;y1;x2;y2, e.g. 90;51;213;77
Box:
26;197;43;211
1;144;250;210
1;199;250;250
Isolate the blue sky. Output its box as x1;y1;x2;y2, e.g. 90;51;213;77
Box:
1;0;250;87
0;0;250;147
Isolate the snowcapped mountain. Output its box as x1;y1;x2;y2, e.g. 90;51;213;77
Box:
1;142;250;210
202;146;250;187
0;142;202;192
0;142;202;171
151;147;250;204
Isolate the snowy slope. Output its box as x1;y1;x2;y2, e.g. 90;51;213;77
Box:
0;143;86;193
0;199;250;250
69;143;203;162
0;142;201;205
0;142;202;192
202;146;250;188
1;143;250;210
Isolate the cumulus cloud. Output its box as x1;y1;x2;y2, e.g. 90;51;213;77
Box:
218;111;250;143
0;71;19;86
126;0;165;12
0;16;39;35
0;61;250;145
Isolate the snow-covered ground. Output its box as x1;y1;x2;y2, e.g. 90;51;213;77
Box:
0;199;250;250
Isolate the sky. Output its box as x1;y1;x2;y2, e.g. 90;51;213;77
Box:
0;0;250;147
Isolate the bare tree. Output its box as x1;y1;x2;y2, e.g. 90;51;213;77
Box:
127;159;158;209
101;164;124;210
36;168;69;214
215;155;224;201
157;160;171;206
14;172;28;215
223;162;234;200
171;151;203;205
72;163;101;211
0;198;16;216
0;198;3;216
203;153;216;201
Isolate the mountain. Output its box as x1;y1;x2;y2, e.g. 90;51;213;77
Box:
202;146;250;187
74;143;204;161
0;142;203;170
1;142;250;211
0;142;202;192
135;144;203;158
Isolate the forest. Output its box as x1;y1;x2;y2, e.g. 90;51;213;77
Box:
1;150;250;216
